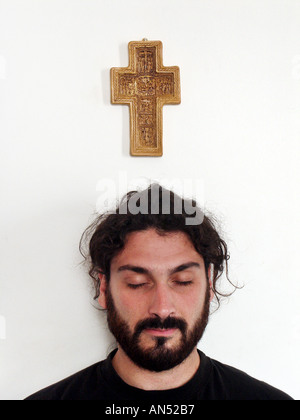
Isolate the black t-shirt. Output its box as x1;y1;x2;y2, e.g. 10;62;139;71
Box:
25;349;293;400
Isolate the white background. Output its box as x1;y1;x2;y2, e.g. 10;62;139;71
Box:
0;0;299;400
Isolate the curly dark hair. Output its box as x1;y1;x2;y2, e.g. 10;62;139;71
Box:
79;184;236;309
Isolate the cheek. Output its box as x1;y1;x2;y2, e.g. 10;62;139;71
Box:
180;288;207;321
112;289;147;326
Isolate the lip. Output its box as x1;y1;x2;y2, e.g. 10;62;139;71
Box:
144;328;178;337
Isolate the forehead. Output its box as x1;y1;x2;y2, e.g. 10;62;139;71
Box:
111;229;203;271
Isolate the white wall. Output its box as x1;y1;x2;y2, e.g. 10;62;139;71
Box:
0;0;299;400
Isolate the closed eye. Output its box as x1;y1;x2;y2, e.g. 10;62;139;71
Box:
128;281;193;289
174;281;193;287
127;283;147;289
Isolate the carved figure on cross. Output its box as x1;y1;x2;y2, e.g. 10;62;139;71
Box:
111;40;181;156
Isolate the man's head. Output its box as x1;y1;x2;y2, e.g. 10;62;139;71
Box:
99;229;212;372
80;184;232;371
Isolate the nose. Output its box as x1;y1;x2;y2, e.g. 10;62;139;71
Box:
148;283;176;320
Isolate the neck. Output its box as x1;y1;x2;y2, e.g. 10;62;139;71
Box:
111;347;200;391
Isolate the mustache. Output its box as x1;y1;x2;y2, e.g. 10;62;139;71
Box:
134;316;188;336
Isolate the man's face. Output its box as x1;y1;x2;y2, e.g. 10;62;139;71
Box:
99;229;213;372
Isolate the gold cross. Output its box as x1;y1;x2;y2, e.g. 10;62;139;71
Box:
111;40;181;156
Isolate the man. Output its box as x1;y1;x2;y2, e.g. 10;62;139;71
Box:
26;185;293;400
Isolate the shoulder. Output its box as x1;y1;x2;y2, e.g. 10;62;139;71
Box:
25;361;103;400
206;356;293;400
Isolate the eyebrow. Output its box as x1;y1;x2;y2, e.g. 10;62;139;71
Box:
169;262;201;275
117;262;201;275
118;265;149;274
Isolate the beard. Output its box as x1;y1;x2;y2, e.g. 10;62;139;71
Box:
105;284;211;372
